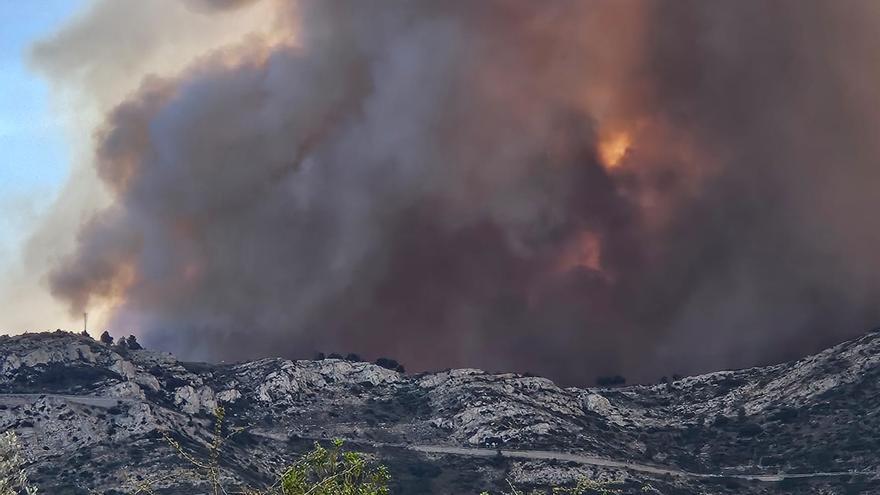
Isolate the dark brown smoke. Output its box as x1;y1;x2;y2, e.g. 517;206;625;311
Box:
45;0;880;385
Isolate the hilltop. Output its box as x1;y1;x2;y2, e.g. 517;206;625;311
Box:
1;330;879;494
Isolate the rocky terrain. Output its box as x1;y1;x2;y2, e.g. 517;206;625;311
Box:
2;330;880;494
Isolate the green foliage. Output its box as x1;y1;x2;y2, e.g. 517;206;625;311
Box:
260;439;389;495
0;431;38;495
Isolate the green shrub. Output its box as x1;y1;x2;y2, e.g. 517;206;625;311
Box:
261;439;390;495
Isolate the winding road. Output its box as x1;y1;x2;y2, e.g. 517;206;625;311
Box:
404;444;876;483
249;427;878;483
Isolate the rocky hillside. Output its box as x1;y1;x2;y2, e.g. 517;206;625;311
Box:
2;330;880;494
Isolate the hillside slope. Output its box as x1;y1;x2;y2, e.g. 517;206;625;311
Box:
1;330;879;494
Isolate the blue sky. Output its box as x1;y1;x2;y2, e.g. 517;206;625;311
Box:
0;0;84;256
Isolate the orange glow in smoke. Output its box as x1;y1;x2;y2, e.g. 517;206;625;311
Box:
598;130;632;169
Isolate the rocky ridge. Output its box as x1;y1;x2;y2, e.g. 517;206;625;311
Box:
1;330;880;494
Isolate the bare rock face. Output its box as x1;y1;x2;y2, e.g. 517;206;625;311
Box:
173;385;216;414
2;330;880;494
420;370;588;447
216;388;242;403
582;393;613;417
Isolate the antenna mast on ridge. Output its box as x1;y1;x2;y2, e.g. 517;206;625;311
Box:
83;312;88;335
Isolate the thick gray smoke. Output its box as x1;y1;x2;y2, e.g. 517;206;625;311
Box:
43;0;880;384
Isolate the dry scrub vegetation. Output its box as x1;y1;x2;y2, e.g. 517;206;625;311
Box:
0;431;38;495
1;407;629;494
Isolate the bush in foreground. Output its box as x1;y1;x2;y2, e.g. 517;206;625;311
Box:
0;431;37;495
265;439;390;495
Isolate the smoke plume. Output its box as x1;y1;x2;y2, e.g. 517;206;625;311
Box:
38;0;880;384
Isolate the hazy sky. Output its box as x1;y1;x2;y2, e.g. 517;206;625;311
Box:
0;0;282;334
0;1;83;283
